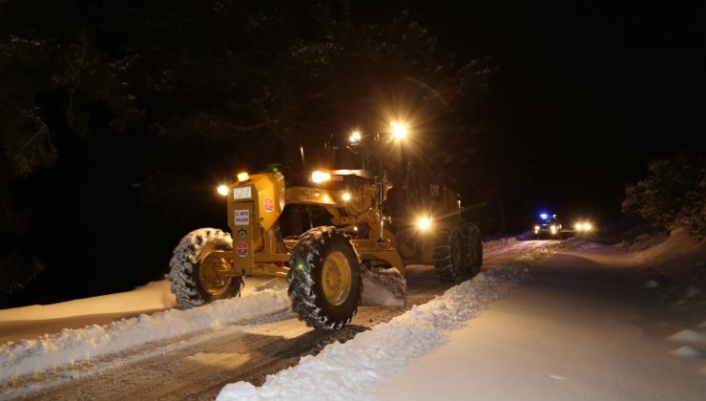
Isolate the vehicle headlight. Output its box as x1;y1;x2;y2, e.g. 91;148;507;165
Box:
574;221;594;232
311;170;331;184
217;184;229;196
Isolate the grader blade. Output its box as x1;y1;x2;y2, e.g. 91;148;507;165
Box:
361;267;407;307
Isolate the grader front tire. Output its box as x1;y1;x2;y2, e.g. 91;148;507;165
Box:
168;228;243;309
288;226;362;330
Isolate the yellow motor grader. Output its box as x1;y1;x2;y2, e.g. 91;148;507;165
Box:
167;127;483;330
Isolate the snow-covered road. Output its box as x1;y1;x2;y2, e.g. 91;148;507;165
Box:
2;233;705;401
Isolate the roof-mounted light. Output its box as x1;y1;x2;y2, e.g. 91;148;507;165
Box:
416;216;432;231
349;130;362;144
237;171;250;182
390;121;408;141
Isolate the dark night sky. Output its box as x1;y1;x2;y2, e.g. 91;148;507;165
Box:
7;0;698;234
399;0;706;231
2;0;700;236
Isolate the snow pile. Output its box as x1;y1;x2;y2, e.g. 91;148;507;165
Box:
0;287;290;384
216;262;530;401
631;228;706;305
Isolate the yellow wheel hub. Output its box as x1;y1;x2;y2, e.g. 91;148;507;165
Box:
199;255;232;296
322;251;352;305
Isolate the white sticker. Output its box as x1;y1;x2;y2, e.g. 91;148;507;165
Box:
233;186;252;200
234;209;250;225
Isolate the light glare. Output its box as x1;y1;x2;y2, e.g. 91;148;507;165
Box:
574;221;594;232
349;130;362;144
390;121;408;140
237;172;250;182
311;170;331;184
217;184;229;196
416;216;432;231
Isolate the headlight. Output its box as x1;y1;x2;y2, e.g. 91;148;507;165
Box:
311;170;331;184
216;184;229;196
574;221;594;232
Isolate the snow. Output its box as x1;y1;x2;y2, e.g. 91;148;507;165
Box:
1;230;705;400
217;262;529;401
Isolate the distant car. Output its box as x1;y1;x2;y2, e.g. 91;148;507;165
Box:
533;213;563;239
574;220;595;236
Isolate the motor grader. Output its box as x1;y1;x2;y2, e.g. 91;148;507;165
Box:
167;126;483;330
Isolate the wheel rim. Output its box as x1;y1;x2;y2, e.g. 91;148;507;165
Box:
199;255;232;297
322;251;352;305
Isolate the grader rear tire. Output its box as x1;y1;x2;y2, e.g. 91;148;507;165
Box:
168;228;243;309
433;226;465;282
288;226;362;330
464;222;483;277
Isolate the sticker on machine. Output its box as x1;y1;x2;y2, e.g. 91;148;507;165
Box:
234;209;249;225
264;198;274;212
236;241;248;257
233;186;252;200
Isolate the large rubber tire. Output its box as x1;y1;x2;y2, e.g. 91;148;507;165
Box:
288;226;362;330
168;228;243;309
463;222;483;277
433;225;465;282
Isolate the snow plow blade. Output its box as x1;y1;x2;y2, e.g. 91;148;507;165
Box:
361;267;407;307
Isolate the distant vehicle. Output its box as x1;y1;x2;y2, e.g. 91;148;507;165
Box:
533;212;563;239
574;220;595;236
